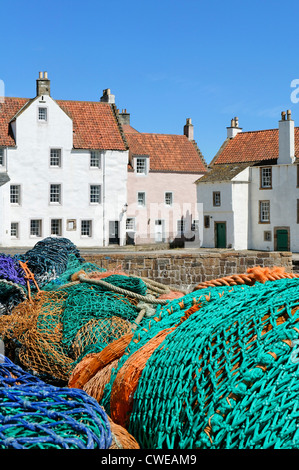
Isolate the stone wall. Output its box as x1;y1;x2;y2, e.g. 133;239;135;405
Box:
83;250;293;291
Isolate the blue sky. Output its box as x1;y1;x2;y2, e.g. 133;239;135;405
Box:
1;0;299;163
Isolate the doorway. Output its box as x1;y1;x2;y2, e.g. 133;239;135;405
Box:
275;227;289;251
109;221;119;244
155;219;165;243
215;222;226;248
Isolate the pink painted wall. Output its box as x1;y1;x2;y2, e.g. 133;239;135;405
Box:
126;171;204;244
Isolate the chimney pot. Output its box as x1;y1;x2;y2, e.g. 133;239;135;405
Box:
36;71;50;96
281;111;286;121
227;117;242;138
287;109;292;120
100;88;115;104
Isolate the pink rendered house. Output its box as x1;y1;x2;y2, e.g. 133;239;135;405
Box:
118;111;207;246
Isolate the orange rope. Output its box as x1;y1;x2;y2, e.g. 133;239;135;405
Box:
193;266;299;291
19;261;41;301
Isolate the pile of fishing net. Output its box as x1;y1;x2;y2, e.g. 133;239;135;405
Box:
0;354;138;449
17;237;85;287
0;237;88;316
69;267;299;449
0;274;144;383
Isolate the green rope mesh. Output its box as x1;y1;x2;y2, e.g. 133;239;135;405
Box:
103;278;299;449
60;283;138;356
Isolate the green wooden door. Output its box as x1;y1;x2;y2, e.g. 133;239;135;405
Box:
216;222;226;248
276;229;288;251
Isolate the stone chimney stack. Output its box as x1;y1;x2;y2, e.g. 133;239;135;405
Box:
184;118;194;141
278;109;295;164
100;88;115;104
36;71;50;96
227;117;242;138
118;109;130;126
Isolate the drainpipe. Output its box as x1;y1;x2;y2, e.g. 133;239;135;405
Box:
103;152;106;246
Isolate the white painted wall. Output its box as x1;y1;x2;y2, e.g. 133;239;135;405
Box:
249;163;299;252
197;181;234;248
197;167;250;250
1;95;128;247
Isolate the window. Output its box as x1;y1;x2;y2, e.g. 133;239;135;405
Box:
126;218;135;230
165;192;173;206
260;167;272;189
90;185;101;204
10;185;21;204
50;184;61;204
81;220;92;237
213;191;221;207
50;149;61;167
259;200;270;223
264;231;272;241
177;219;185;235
38;107;47;121
136;157;147;174
11;222;19;238
191;220;199;232
51;219;62;236
30;219;42;237
90;151;101;168
66;219;76;231
0;149;4;166
204;215;210;228
137;192;146;206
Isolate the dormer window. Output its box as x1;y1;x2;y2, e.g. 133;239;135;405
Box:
38;107;47;121
135;157;147;175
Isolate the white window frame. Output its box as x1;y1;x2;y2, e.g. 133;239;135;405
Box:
38;107;48;122
261;167;272;189
30;219;42;238
81;219;92;237
135;157;148;175
50;148;62;167
11;222;19;239
10;184;21;205
126;217;136;230
137;191;146;207
259;200;270;223
89;184;101;204
66;219;77;231
49;184;62;204
51;219;62;236
90;151;101;168
165;192;173;206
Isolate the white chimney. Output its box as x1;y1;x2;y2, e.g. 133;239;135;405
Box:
184;118;194;141
100;88;115;104
278;110;295;164
227;116;242;138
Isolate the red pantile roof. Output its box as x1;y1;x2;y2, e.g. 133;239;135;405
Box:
121;124;140;134
125;132;207;173
0;97;29;146
213;128;299;165
0;97;127;151
57;100;127;150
